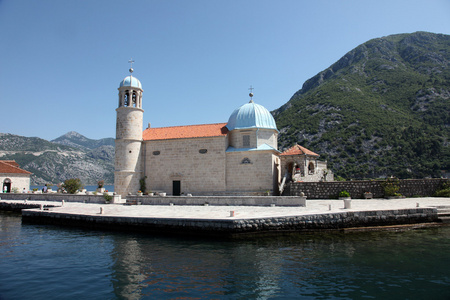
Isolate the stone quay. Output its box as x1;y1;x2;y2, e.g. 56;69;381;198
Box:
1;196;449;237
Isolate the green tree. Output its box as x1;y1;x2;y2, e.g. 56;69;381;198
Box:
63;178;83;194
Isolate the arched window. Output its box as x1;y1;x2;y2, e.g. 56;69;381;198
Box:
132;92;137;107
308;162;315;175
124;91;129;107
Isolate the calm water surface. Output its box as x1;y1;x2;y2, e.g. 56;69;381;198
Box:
0;211;449;299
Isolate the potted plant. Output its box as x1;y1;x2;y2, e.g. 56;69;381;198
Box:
339;190;352;209
364;191;373;199
97;180;105;193
137;190;143;196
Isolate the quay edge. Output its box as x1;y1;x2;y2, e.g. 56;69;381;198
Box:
20;207;439;237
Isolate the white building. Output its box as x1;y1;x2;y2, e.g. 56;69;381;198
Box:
114;69;332;197
0;160;31;193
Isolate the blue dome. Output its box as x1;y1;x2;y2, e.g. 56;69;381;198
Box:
226;100;277;131
119;76;142;89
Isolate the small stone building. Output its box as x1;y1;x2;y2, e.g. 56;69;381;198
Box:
280;144;334;183
114;68;332;197
0;160;31;193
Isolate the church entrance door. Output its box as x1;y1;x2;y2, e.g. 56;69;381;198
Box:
3;180;11;193
172;181;181;196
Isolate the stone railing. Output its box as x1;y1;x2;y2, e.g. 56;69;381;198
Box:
290;178;448;199
126;195;306;207
0;193;123;204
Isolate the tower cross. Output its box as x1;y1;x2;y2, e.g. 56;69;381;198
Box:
128;58;135;68
248;85;254;93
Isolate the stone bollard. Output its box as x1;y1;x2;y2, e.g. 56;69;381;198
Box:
329;204;332;211
62;200;65;206
100;207;104;214
344;199;352;209
230;211;235;217
416;203;420;207
40;204;44;210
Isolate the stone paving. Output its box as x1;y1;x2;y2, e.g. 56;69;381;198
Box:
2;197;449;220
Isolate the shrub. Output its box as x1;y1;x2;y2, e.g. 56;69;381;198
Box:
139;176;147;194
103;193;113;202
434;181;450;197
381;177;400;197
63;178;83;194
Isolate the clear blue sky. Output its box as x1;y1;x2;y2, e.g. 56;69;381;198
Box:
1;0;449;141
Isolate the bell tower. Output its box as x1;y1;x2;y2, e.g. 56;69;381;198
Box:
114;61;144;197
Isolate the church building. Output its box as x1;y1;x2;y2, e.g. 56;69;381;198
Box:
114;68;332;197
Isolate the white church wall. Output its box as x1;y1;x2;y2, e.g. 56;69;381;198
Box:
144;136;227;195
225;151;277;193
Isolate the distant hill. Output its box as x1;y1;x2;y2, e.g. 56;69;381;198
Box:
273;31;449;179
0;132;114;185
52;131;115;150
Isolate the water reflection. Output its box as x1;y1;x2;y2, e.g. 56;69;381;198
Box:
1;211;450;299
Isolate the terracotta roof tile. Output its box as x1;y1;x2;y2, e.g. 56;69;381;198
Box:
2;160;19;167
280;144;319;157
0;160;31;174
143;123;228;141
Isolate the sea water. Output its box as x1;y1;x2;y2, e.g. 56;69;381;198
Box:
0;211;449;299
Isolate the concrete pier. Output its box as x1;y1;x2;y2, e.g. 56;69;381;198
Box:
1;197;448;237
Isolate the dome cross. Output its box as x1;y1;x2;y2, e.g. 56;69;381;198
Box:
248;85;254;101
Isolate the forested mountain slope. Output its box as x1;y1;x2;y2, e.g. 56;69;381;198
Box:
273;31;449;179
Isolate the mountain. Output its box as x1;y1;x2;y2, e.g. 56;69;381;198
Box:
52;131;115;150
0;132;114;185
273;31;450;179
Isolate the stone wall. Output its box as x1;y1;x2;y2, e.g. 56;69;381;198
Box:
144;136;227;195
290;179;449;199
225;151;279;193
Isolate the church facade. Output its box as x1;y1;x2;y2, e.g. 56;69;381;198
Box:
114;69;333;197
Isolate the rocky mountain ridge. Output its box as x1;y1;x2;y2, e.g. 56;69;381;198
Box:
0;132;114;185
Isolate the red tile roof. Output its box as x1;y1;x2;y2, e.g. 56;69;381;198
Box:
143;123;228;141
0;160;31;174
280;144;319;157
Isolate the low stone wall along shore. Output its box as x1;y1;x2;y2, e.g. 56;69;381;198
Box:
290;178;448;199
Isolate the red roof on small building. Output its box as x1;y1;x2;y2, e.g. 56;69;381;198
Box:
143;123;228;141
280;144;319;157
0;160;32;174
